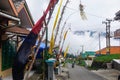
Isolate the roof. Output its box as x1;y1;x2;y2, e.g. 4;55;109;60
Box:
6;26;30;35
0;10;20;22
85;51;95;55
81;51;95;58
0;0;17;15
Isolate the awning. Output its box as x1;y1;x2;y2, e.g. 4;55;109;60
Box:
5;26;30;35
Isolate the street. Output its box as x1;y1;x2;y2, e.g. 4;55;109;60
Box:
67;64;107;80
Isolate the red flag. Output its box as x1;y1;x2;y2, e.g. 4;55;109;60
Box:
32;0;57;34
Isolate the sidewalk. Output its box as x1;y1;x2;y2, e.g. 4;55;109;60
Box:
92;69;120;80
55;67;69;80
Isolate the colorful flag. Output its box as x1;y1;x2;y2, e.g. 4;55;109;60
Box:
49;0;63;54
64;44;69;57
12;0;57;80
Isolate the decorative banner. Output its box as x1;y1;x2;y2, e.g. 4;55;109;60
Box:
64;44;70;57
79;1;87;20
57;21;66;52
59;28;70;55
12;0;57;80
49;0;63;54
54;0;69;43
52;0;63;31
49;32;55;54
63;30;68;40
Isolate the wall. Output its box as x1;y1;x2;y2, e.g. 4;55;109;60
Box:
96;46;120;54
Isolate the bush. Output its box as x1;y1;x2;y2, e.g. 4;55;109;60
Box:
91;54;120;69
91;61;107;69
94;54;120;63
79;60;86;66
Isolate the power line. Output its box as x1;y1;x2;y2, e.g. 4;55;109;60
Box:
86;12;107;19
65;6;107;19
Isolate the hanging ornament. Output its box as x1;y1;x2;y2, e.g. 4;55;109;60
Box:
79;0;87;20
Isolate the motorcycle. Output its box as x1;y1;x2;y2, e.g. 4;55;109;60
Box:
72;63;74;68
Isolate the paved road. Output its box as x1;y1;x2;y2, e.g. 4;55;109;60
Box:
67;64;107;80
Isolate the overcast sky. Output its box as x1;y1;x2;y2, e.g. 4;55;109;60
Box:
26;0;120;55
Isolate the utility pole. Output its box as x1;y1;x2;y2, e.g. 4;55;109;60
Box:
98;33;101;54
80;45;84;54
106;19;112;54
102;19;112;54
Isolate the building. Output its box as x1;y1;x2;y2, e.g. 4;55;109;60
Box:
96;46;120;54
114;29;120;39
0;0;34;77
114;10;120;20
81;51;95;59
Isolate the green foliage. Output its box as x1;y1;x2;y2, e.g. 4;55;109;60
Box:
67;53;76;58
79;60;86;66
94;54;120;63
66;58;73;63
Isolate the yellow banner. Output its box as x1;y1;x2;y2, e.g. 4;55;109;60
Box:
49;32;54;54
64;44;69;57
64;30;68;40
49;0;63;54
52;0;63;31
